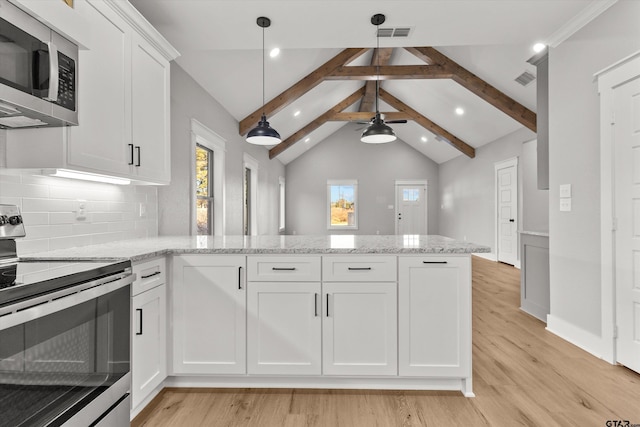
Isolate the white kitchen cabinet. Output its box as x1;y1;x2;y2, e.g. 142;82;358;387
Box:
67;0;132;177
5;0;178;184
130;31;171;183
247;282;321;375
398;256;471;378
131;257;167;415
172;255;246;375
322;282;397;376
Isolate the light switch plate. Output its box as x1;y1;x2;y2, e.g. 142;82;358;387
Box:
560;198;572;212
560;184;572;198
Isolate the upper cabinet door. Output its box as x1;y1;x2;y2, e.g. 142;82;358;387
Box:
131;33;171;184
67;0;132;176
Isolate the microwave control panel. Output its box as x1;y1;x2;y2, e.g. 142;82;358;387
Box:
56;52;76;112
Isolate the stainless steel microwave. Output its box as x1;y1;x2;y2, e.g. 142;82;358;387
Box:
0;0;78;129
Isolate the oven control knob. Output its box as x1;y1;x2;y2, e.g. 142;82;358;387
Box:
8;215;22;226
0;215;8;225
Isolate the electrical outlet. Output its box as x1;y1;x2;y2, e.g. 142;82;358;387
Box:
76;199;87;221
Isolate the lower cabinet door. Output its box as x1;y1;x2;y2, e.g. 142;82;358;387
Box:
172;255;246;374
247;282;321;375
398;256;471;377
132;284;166;409
322;282;397;376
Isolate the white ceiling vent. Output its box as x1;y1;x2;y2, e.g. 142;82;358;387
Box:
377;27;412;37
515;71;536;86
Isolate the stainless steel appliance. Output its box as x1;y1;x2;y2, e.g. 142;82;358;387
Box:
0;0;78;129
0;204;132;426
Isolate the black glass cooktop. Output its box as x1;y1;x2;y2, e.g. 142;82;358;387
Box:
0;259;130;307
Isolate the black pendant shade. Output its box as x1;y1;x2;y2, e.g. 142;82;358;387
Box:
246;114;281;145
247;16;281;145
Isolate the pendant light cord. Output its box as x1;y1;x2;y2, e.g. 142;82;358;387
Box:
375;26;380;115
262;24;265;116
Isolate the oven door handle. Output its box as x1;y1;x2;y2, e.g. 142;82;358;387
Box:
0;272;134;331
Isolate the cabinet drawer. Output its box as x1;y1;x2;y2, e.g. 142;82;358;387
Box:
132;257;166;296
247;256;321;282
323;256;397;282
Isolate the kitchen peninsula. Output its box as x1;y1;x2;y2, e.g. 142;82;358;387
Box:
25;234;489;414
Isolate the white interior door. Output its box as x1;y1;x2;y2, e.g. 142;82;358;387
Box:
614;76;640;374
495;159;518;265
396;182;427;235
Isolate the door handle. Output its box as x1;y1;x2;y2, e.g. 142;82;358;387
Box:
509;219;515;222
136;308;143;335
128;144;134;165
238;266;243;290
314;293;319;317
326;294;330;317
135;146;141;167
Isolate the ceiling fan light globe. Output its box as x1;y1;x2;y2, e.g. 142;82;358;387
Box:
246;115;281;145
361;122;397;143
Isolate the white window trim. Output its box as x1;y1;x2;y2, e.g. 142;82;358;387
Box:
327;179;358;230
243;153;259;236
191;119;225;236
278;176;285;232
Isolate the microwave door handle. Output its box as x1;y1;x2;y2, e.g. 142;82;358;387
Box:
44;41;59;102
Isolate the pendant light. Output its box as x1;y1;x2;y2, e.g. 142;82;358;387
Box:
246;16;281;145
361;13;396;144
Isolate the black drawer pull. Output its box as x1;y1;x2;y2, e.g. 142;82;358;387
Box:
128;144;134;165
238;266;243;290
348;267;372;271
314;293;319;317
272;267;296;271
136;309;143;335
423;261;448;264
141;271;161;279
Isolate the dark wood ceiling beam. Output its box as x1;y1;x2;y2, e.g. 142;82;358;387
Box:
405;46;537;132
379;88;475;158
328;65;452;81
330;112;411;121
269;87;366;159
359;48;393;112
239;47;368;136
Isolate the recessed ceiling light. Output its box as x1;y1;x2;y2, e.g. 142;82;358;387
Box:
294;110;301;117
421;136;428;143
270;47;280;58
455;107;465;116
533;43;546;53
304;138;310;143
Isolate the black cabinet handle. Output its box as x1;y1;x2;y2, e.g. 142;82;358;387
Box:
326;294;330;317
128;144;134;165
238;266;243;290
136;308;143;335
348;267;372;271
423;261;448;264
141;271;161;279
314;293;318;317
135;146;141;167
272;267;296;271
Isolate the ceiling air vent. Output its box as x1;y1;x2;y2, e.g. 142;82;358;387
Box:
515;71;536;86
377;27;412;37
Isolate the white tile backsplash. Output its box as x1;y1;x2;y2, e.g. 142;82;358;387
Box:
0;171;158;255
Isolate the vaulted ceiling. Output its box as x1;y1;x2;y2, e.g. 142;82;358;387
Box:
129;0;616;164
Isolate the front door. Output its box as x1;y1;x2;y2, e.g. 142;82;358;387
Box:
396;183;427;235
495;159;518;265
614;76;640;374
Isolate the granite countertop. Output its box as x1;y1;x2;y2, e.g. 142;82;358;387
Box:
22;235;490;263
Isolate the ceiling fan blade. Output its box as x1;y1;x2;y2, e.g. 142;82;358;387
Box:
386;120;408;124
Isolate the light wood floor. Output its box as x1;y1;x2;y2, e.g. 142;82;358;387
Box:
133;256;640;427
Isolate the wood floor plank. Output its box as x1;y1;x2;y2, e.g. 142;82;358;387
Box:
132;256;640;427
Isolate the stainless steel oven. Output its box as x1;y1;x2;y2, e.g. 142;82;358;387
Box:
0;205;133;426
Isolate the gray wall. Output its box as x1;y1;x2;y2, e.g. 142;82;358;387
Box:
522;139;549;232
161;64;285;236
548;0;640;338
285;123;439;235
439;127;537;257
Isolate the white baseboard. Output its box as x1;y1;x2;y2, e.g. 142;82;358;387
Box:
546;315;609;362
473;252;497;262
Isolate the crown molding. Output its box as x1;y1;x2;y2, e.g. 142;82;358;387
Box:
547;0;618;48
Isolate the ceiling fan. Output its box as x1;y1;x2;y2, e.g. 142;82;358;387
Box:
359;13;407;144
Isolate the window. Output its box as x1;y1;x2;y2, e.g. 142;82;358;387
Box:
279;176;285;232
196;144;213;235
403;188;420;202
243;153;259;236
191;119;225;236
327;180;358;230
